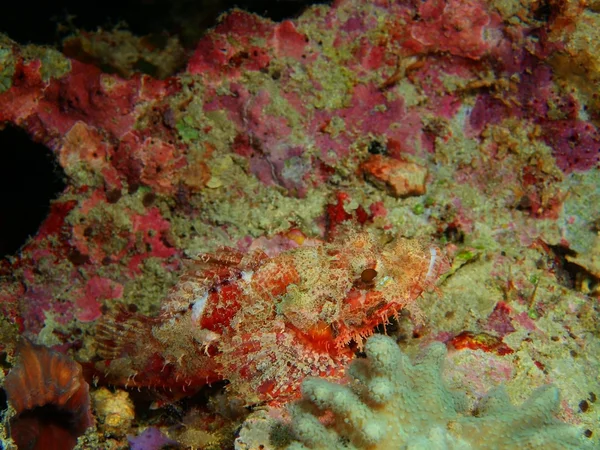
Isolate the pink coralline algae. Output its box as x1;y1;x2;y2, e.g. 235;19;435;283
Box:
402;0;495;59
74;276;123;323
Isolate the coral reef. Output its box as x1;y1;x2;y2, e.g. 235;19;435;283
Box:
0;0;599;447
1;0;599;338
276;334;590;450
2;340;94;450
91;388;135;438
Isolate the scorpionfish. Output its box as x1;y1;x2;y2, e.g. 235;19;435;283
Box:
94;228;446;405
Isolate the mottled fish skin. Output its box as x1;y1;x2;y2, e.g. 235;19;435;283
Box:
95;228;447;405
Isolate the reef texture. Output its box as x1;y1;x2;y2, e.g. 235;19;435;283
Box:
0;0;599;448
275;334;590;450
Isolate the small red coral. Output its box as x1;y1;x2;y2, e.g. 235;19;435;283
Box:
450;331;514;356
3;339;94;450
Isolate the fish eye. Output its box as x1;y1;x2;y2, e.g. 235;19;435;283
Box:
360;268;377;283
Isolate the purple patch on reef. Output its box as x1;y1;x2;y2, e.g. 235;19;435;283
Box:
485;302;516;336
467;53;599;173
249;145;311;197
518;63;553;118
542;120;600;173
467;94;506;136
128;427;177;450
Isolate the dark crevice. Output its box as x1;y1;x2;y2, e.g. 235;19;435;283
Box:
9;404;82;449
546;244;579;289
0;387;7;412
547;243;599;292
0;126;66;259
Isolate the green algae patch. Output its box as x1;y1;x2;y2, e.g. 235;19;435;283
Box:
172;81;208;143
0;46;15;93
308;58;356;110
203;109;239;149
38;47;71;82
412;202;425;215
176;118;201;143
561;169;600;254
0;314;19;353
19;45;71;82
197;180;327;242
120;257;180;314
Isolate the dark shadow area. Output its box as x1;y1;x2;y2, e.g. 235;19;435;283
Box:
0;126;66;258
0;386;7;411
9;405;82;450
0;0;331;48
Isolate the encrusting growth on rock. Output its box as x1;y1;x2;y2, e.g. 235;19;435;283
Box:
278;334;591;450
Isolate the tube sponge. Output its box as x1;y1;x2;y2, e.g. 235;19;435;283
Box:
280;334;591;450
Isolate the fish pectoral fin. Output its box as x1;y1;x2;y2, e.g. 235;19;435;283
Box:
94;306;158;360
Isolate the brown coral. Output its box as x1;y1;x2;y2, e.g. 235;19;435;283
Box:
3;339;94;450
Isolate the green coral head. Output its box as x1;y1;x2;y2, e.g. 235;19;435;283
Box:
278;334;592;450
